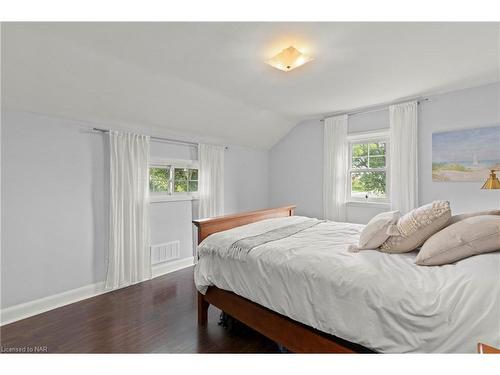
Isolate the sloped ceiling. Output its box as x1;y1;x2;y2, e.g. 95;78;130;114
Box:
2;22;499;148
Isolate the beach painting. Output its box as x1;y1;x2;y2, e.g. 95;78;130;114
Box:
432;125;500;182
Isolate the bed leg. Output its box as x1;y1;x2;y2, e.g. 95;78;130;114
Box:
198;292;209;326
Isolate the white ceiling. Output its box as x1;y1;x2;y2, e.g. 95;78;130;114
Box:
2;22;499;148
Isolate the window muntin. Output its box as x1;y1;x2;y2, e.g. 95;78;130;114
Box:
349;139;389;202
173;168;198;193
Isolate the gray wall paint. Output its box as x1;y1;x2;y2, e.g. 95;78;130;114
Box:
269;119;324;219
270;82;500;223
348;108;389;133
225;145;269;215
150;140;197;161
1;111;108;308
1;110;269;308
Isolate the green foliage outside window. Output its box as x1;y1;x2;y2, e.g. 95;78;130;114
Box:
149;167;170;193
351;171;386;195
351;142;387;198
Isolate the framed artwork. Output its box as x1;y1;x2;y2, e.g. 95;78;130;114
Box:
432;125;500;182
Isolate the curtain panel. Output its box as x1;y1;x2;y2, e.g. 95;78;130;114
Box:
198;143;225;218
389;101;418;214
106;131;151;290
323;114;349;221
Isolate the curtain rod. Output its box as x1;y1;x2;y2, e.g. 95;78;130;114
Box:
92;127;228;150
320;97;429;122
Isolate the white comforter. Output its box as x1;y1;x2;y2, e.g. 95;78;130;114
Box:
194;216;500;353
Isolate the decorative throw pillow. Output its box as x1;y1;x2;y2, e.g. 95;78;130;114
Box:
416;215;500;266
380;201;451;253
448;209;500;225
354;210;400;250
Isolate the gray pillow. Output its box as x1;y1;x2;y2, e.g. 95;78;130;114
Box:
449;209;500;225
380;201;451;253
416;215;500;266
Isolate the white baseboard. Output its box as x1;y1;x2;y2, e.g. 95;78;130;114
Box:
0;281;107;326
152;256;195;278
0;256;195;326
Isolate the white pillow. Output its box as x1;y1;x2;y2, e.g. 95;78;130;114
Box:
416;215;500;266
380;201;451;253
349;211;400;252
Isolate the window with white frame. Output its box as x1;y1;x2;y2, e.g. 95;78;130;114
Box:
348;132;390;202
149;159;199;198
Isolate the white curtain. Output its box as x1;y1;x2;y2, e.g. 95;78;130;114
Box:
323;114;349;221
389;101;418;214
106;131;151;290
198;143;224;218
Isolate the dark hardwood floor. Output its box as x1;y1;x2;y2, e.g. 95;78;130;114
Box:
0;266;280;353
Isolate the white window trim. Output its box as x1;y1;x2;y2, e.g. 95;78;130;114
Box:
149;158;199;203
150;158;199;169
346;200;390;208
347;130;390;204
150;195;198;203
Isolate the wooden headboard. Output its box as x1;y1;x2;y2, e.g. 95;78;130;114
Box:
192;205;296;244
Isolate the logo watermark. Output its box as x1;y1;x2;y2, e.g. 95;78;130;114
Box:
1;346;48;353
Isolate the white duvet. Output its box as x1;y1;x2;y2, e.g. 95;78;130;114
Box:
194;216;500;353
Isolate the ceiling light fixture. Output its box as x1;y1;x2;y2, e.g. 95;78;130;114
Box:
266;46;313;72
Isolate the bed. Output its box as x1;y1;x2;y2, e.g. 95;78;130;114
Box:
193;206;500;353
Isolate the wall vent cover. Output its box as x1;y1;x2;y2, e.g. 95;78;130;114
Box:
151;241;181;265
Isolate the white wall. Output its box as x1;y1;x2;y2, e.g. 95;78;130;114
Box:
270;82;500;223
1;110;269;310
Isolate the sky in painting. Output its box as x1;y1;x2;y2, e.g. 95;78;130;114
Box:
432;125;500;163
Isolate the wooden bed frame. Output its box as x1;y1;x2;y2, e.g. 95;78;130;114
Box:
192;205;372;353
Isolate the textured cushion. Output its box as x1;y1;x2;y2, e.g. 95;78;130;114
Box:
449;209;500;225
416;215;500;266
357;210;400;249
380;201;451;253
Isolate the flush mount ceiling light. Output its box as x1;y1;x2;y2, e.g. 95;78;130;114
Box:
266;46;313;72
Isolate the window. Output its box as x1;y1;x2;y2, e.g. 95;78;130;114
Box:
149;167;172;194
348;133;389;202
149;160;199;198
174;168;198;193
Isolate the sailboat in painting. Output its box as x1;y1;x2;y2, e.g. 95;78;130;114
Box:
472;154;479;169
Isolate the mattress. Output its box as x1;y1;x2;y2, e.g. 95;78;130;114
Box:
194;216;500;353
